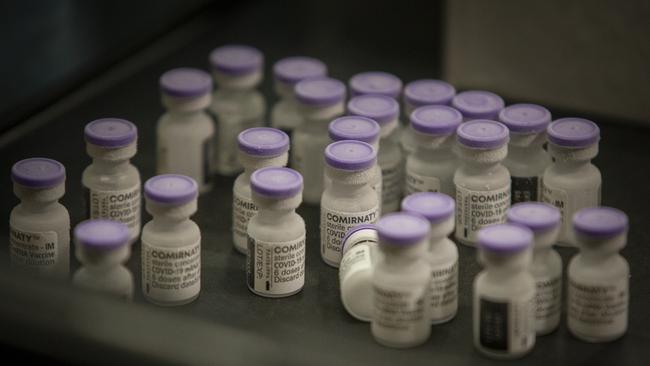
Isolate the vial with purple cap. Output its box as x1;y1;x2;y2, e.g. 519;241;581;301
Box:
320;141;379;267
339;223;378;322
141;175;201;306
405;105;462;197
72;220;134;300
82;118;141;244
507;202;562;335
247;167;306;297
291;77;346;204
349;71;402;99
454;120;511;246
401;192;459;324
209;45;266;175
452;90;505;122
348;95;403;213
157;68;215;193
499;104;552;203
10;158;70;277
371;212;431;348
542;118;602;246
568;207;629;342
232;128;290;254
474;224;536;359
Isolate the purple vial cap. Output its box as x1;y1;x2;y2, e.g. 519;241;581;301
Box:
573;207;628;238
498;103;552;134
349;71;403;99
404;79;456;107
325;140;376;171
377;212;430;246
342;224;378;250
410;105;463;135
401;192;455;224
251;167;303;199
328;116;380;144
457;120;509;149
478;223;533;254
74;219;130;250
452;90;505;120
273;56;328;85
209;44;263;76
238;127;290;157
294;77;346;107
347;95;400;124
547;118;600;148
11;158;65;189
159;68;213;98
507;202;561;232
145;174;198;205
84;118;137;148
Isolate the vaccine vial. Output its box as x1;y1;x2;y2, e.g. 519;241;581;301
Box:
209;45;266;175
542;118;601;246
339;223;378;322
499;104;552;203
401;192;458;324
568;207;629;342
454;120;511;246
327;116;383;209
247;167;306;297
291;77;346;204
349;71;402;98
72;220;134;300
452;90;505;121
474;224;536;359
371;212;431;348
141;174;201;306
405;105;462;197
157;68;215;193
321;140;379;267
233;128;290;254
82;118;141;244
348;95;403;213
507;202;562;335
271;56;328;146
10;158;70;277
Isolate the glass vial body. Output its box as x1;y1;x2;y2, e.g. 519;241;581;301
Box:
339;224;378;322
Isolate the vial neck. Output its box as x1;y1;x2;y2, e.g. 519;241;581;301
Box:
482;250;531;278
508;144;546;161
381;241;427;265
93;158;130;172
257;208;294;223
554;159;591;171
463;159;501;172
414;145;454;160
167;109;205;118
21;200;58;211
15;185;63;210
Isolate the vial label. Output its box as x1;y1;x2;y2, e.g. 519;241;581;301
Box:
381;163;402;211
511;176;541;204
478;295;535;354
455;185;510;243
142;239;201;302
535;275;562;331
542;184;601;243
9;227;57;270
339;243;374;282
247;235;306;296
320;206;379;266
405;171;440;195
429;260;458;322
89;185;141;238
232;191;258;251
568;277;628;337
373;284;427;332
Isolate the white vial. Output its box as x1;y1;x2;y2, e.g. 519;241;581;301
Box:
452;90;505;122
507;202;562;335
401;79;456;157
474;223;536;359
339;224;378;322
72;220;134;300
499;104;552;203
327;116;383;211
82;118;141;244
157;68;215;193
401;192;458;324
568;207;629;342
209;45;266;176
542;118;601;246
348;95;403;213
321;141;379;267
405;105;462;197
454;120;511;246
9;158;70;278
247;167;306;297
291;77;346;204
232;128;290;254
141;175;201;306
371;212;431;348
